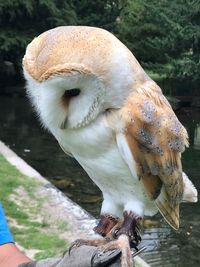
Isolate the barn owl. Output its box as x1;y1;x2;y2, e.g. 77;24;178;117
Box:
23;26;197;267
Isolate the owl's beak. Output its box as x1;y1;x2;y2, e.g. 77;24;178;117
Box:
60;116;68;130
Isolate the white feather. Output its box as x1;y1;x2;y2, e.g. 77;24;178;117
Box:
182;172;198;202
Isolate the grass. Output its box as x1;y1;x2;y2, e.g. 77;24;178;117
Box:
0;154;68;260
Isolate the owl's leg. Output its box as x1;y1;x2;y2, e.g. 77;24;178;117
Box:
94;214;119;237
113;211;142;249
97;212;142;267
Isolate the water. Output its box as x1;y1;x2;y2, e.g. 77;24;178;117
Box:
0;94;199;266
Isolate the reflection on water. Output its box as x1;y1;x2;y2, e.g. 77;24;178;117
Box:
0;95;199;266
194;126;200;150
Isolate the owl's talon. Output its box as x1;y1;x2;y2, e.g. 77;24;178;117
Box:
68;239;84;255
69;237;109;255
97;247;108;257
96;235;135;267
112;211;142;248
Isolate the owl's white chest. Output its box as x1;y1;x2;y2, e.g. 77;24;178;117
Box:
51;116;157;217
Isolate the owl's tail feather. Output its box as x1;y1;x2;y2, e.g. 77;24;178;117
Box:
155;187;179;230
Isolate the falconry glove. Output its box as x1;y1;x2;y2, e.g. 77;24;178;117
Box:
18;245;121;267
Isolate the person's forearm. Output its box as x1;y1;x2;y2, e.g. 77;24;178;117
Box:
0;243;31;267
0;203;31;266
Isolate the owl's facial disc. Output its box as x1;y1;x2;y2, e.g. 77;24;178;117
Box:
60;86;104;130
25;74;106;131
50;75;106;130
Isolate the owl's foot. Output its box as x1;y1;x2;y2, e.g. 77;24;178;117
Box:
94;214;119;237
98;234;134;267
113;211;142;249
69;237;108;254
95;211;143;267
69;214;119;255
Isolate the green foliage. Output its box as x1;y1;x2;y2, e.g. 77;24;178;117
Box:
168;1;200;83
0;0;123;79
74;0;122;31
119;0;200;87
0;0;77;63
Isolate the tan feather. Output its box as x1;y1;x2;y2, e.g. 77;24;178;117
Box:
155;187;180;230
121;80;188;229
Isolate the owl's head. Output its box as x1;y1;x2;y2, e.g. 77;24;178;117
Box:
23;26;148;131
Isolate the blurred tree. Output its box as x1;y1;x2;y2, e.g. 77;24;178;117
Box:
74;0;122;31
0;0;77;70
0;0;122;80
169;0;200;85
118;0;200;88
0;0;199;93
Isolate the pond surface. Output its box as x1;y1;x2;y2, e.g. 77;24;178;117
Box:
0;94;199;267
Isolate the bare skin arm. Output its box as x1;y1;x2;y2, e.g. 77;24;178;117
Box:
0;243;31;267
0;204;31;267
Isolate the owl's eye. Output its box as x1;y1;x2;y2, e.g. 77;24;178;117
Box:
61;88;81;108
63;88;80;98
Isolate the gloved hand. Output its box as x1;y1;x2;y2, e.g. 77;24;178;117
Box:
0;203;14;245
18;245;121;267
0;203;122;267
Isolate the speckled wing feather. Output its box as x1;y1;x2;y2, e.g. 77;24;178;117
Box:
120;80;189;229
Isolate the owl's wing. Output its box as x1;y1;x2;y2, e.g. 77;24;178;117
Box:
58;142;74;158
115;81;188;230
